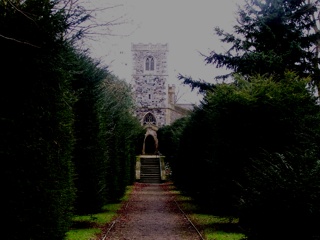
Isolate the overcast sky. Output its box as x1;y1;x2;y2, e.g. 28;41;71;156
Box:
82;0;245;104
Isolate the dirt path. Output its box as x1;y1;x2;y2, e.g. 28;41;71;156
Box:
100;182;203;240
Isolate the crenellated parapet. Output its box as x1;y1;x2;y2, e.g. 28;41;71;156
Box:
131;43;168;52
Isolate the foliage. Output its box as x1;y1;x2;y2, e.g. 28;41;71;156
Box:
179;0;320;92
102;76;144;202
240;151;320;240
158;117;190;181
1;0;79;239
71;51;110;214
212;0;320;80
174;72;320;238
70;51;143;213
177;74;216;94
1;0;142;238
158;117;189;160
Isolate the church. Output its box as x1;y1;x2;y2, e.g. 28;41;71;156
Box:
131;43;194;154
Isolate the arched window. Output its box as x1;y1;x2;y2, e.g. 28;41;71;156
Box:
143;113;156;125
146;57;150;71
150;57;154;70
145;56;155;71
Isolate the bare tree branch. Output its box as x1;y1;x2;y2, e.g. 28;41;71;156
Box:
8;0;38;27
0;33;40;48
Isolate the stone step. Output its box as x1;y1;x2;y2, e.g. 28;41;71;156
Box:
139;179;161;183
140;161;159;166
141;173;160;177
141;170;159;174
139;157;161;183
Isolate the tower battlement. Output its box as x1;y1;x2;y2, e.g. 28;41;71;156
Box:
131;43;168;52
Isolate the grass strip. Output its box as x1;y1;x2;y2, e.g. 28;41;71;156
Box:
66;185;133;240
169;183;245;240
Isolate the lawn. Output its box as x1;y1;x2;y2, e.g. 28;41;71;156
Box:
169;184;245;240
66;186;133;240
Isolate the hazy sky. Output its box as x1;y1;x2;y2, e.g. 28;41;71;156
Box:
82;0;245;104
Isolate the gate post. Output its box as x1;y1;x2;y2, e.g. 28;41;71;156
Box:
159;155;166;181
135;156;141;181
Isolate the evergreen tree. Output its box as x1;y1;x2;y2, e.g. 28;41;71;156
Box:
179;0;320;91
71;52;110;214
102;76;143;202
1;0;90;239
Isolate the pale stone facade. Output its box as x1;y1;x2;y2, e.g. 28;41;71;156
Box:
131;43;194;154
132;43;169;127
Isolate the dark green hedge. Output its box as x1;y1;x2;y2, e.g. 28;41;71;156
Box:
174;73;320;239
1;1;143;239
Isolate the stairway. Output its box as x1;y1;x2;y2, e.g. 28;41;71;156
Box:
140;157;161;183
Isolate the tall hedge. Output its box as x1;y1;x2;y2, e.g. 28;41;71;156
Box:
157;116;189;176
175;73;320;238
1;1;77;239
102;77;144;202
1;1;149;238
70;52;110;214
71;56;143;213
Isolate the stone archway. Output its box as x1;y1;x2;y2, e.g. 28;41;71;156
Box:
144;135;156;154
142;126;158;155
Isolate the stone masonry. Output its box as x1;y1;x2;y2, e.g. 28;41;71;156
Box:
132;43;169;127
132;43;194;127
131;43;194;154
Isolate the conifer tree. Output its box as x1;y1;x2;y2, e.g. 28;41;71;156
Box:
179;0;320;92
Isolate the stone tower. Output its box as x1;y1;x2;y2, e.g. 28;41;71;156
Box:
132;43;193;155
131;43;169;154
131;43;169;127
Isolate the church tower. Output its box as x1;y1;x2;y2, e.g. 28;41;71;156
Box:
131;43;169;154
131;43;193;155
131;43;169;127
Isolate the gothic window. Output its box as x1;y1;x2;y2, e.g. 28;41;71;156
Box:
146;57;150;71
145;56;155;71
150;57;154;70
143;113;156;125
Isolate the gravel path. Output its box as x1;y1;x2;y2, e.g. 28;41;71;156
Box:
101;182;203;240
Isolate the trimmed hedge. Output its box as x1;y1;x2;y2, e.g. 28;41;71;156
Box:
174;73;320;239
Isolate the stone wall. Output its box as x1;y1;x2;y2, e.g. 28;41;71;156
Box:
132;43;169;127
132;43;194;127
168;104;193;124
